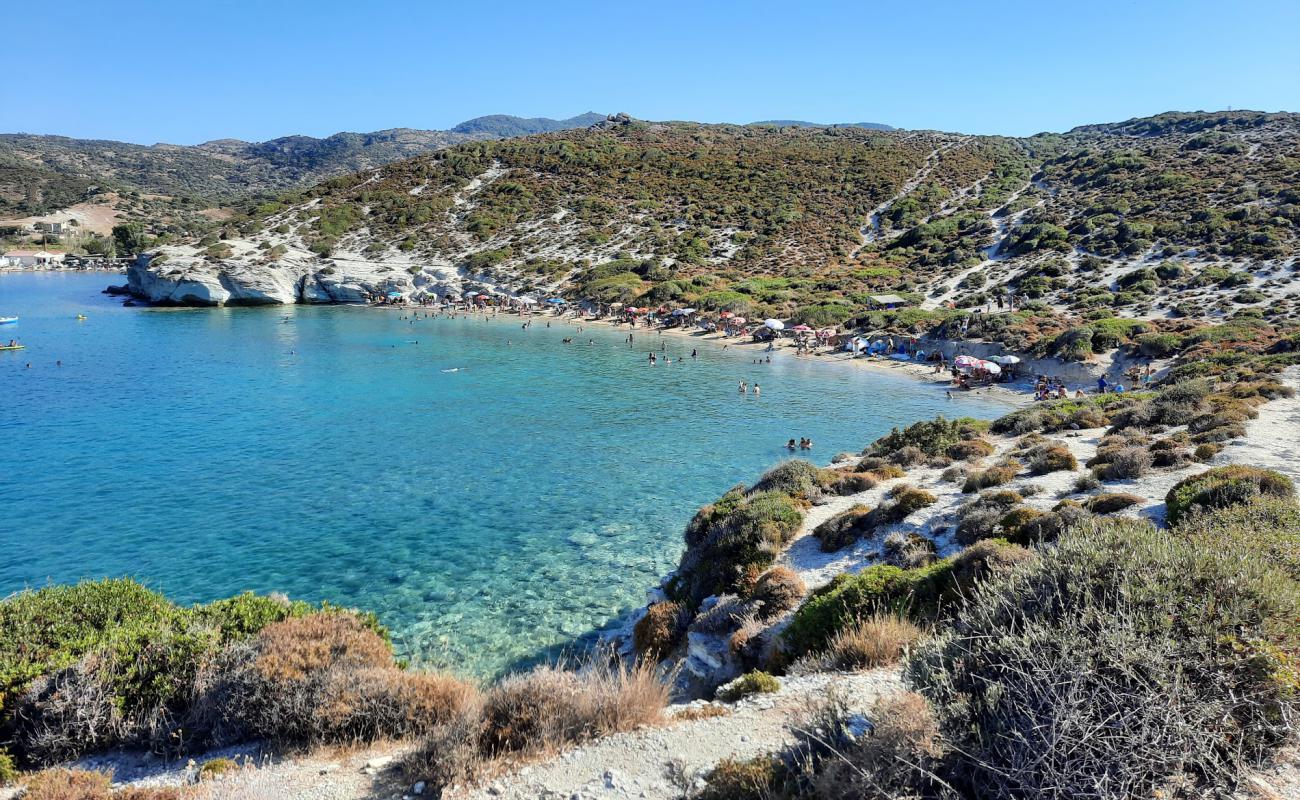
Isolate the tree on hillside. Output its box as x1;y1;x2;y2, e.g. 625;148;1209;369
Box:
111;223;149;256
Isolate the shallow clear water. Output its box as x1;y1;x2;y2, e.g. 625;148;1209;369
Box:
0;272;1005;677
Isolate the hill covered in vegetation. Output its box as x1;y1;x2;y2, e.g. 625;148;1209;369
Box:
0;113;605;216
156;111;1299;344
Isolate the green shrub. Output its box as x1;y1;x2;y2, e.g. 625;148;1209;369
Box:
868;417;988;458
0;749;15;786
198;757;236;781
1165;465;1296;525
784;541;1028;657
998;506;1045;543
1172;496;1300;579
717;671;780;702
750;567;806;619
908;518;1300;799
748;460;826;499
887;485;938;518
672;489;804;605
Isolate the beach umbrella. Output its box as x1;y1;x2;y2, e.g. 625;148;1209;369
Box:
517;296;539;305
992;355;1021;365
610;302;624;309
731;317;746;324
764;319;785;330
953;355;980;368
719;311;733;319
977;359;1002;374
465;291;479;298
791;324;813;332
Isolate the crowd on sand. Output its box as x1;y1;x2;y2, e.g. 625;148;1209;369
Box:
373;293;1160;404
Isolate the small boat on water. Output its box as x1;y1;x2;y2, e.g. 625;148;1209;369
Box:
0;317;17;325
0;344;24;351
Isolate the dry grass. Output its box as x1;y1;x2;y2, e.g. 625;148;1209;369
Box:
226;613;479;747
674;704;731;722
406;658;668;795
819;613;924;671
21;769;113;800
250;614;391;683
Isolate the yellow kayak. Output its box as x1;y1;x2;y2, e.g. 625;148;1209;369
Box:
0;345;25;351
77;315;87;320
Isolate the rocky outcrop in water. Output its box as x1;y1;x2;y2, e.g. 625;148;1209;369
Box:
124;250;490;306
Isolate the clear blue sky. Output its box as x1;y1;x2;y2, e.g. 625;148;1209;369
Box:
13;0;1299;144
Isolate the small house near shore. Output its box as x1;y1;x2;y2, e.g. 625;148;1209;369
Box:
2;250;67;267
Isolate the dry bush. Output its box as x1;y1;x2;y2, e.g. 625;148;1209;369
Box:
947;437;995;461
222;613;477;747
954;490;1023;545
750;567;806;619
633;601;689;658
481;660;667;757
1086;492;1144;514
402;711;484;792
828;471;877;495
1093;445;1152;480
810;692;951;800
889;445;928;467
12;654;123;765
962;460;1021;493
940;464;968;484
887;485;938;518
1030;444;1078;475
694;755;782;800
882;532;936;569
115;788;187;800
819;613;924;671
252;614;391;683
813;504;873;552
21;769;112;800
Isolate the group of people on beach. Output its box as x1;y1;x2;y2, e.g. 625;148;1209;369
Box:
785;438;813;451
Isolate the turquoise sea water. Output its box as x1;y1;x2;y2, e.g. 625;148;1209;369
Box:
0;272;1006;677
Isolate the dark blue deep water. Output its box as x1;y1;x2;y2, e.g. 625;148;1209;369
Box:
0;272;1004;676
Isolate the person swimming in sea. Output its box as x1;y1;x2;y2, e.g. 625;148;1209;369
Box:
786;438;797;450
691;349;697;358
739;381;747;393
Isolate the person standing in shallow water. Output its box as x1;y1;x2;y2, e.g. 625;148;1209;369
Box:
753;383;760;397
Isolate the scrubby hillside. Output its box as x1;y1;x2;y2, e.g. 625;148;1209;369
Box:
0;113;604;217
135;111;1299;343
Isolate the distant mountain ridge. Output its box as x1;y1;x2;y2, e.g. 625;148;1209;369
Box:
0;113;607;216
749;119;895;131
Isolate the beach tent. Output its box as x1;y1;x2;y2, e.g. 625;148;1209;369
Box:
764;319;785;330
547;298;566;305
